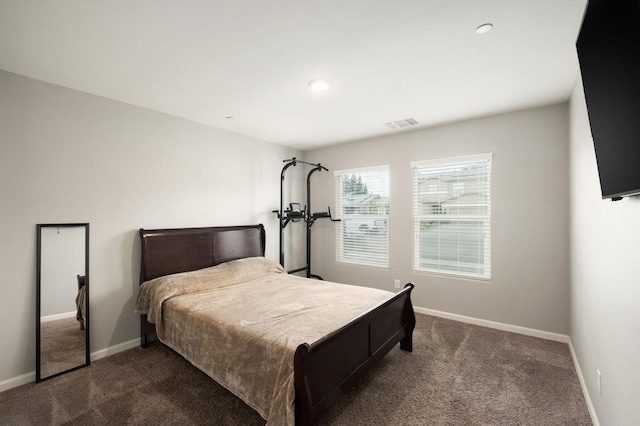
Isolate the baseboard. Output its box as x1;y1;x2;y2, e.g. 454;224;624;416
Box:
90;338;140;361
41;311;76;323
569;339;600;426
0;337;141;394
0;371;35;393
413;306;570;343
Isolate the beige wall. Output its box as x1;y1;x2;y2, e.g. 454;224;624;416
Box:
305;104;571;334
0;69;303;383
569;76;640;426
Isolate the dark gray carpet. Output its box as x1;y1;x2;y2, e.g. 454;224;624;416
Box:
1;314;592;425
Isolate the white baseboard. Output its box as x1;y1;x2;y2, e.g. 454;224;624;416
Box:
0;337;141;393
0;371;35;393
569;340;600;426
41;311;76;323
413;306;570;343
90;338;140;361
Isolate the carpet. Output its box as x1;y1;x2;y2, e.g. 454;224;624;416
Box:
1;313;592;425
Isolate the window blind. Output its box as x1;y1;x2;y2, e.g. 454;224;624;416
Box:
335;165;390;268
411;153;492;279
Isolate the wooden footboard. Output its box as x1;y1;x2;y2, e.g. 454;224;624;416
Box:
293;283;416;425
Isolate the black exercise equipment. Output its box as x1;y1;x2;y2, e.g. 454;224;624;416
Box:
273;158;339;279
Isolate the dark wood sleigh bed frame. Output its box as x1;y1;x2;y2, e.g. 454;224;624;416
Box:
138;224;416;425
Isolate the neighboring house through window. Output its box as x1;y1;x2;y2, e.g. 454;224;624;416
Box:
411;153;492;279
335;165;390;268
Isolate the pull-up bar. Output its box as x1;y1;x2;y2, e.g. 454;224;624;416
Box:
282;157;329;171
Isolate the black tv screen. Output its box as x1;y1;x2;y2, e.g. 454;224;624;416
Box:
576;0;640;199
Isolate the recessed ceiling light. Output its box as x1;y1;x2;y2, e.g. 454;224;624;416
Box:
476;23;493;34
225;116;234;120
308;79;330;92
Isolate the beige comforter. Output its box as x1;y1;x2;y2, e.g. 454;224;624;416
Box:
135;257;393;426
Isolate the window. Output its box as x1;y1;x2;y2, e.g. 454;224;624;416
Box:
335;166;389;268
412;153;492;279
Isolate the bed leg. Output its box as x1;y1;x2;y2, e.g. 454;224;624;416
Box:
141;315;149;348
400;283;416;352
400;334;413;352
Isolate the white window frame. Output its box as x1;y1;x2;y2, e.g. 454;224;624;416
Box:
335;165;390;268
411;153;492;279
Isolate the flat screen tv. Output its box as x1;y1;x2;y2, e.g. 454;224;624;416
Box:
576;0;640;200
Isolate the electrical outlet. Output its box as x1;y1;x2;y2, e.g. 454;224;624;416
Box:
394;279;400;289
597;369;602;395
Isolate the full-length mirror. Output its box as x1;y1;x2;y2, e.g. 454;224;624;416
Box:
36;223;90;382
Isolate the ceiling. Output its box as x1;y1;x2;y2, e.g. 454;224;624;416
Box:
0;0;588;150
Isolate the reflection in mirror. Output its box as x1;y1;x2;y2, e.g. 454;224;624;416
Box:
36;223;90;382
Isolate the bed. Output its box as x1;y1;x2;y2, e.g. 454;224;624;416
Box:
135;224;415;425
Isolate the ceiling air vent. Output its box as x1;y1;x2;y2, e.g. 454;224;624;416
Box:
385;118;419;129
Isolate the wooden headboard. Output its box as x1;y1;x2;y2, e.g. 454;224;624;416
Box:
139;224;266;283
